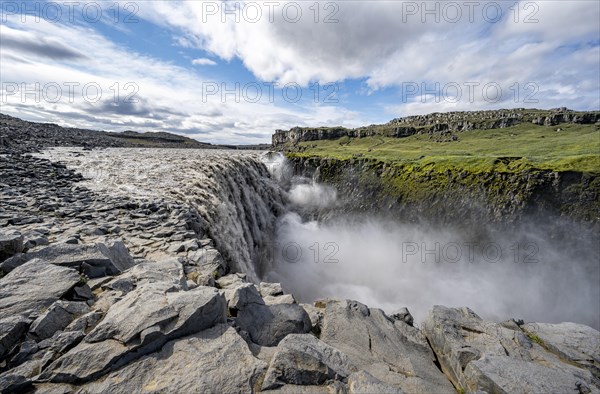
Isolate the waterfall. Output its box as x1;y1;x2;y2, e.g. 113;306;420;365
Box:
38;147;287;283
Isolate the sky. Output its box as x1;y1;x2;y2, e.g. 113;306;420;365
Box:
0;1;599;144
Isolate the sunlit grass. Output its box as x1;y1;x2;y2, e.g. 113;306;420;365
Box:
289;123;600;173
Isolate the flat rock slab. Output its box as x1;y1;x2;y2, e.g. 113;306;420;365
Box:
1;241;135;278
422;305;600;394
78;325;266;394
0;258;80;320
522;322;600;376
319;300;454;394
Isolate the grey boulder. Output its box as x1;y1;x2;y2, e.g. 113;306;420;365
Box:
40;285;226;383
319;300;454;394
78;325;267;394
0;232;23;262
237;303;312;347
422;305;600;394
262;333;356;390
1;241;135;278
0;258;80;320
29;301;90;340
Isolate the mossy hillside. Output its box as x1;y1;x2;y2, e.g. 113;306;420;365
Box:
286;123;600;223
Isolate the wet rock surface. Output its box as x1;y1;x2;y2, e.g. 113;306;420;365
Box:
0;142;598;393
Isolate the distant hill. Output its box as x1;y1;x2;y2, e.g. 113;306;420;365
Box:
0;114;267;153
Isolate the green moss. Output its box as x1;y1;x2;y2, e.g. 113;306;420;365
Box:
527;332;545;346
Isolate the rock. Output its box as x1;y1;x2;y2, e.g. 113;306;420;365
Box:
216;273;246;289
264;294;296;305
0;241;135;278
260;282;284;296
301;303;325;335
0;359;39;393
222;282;264;312
522;322;600;377
65;310;103;333
237;303;312;346
86;283;225;344
0;253;29;275
0;232;23;262
188;246;226;277
422;305;600;393
0;258;80;320
40;286;226;383
319;300;454;394
70;284;94;301
390;307;414;327
103;258;187;293
29;301;90;340
38;330;86;354
347;371;404;394
78;325;267;393
262;334;355;390
0;315;31;359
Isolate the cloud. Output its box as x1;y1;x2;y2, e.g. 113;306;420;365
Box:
1;1;598;143
1;14;370;144
135;0;599;112
192;57;217;66
0;26;87;60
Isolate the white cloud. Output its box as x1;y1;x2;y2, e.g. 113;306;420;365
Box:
135;0;599;112
0;15;371;143
192;57;217;66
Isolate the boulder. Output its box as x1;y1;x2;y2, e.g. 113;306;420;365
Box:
262;334;355;390
86;283;225;344
237;303;312;347
319;300;454;394
0;241;135;278
216;273;246;289
102;258;187;294
260;282;284;297
0;232;23;262
29;301;90;340
222;282;264;312
78;325;267;394
0;258;80;320
264;294;296;305
422;305;600;393
187;246;226;277
41;285;226;383
0;315;31;359
390;307;414;327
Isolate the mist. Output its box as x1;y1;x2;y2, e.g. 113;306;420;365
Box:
263;154;600;329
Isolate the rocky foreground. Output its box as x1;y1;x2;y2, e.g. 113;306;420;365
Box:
0;149;598;394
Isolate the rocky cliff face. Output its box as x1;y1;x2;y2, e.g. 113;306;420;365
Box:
272;108;600;147
287;156;600;237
